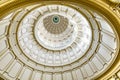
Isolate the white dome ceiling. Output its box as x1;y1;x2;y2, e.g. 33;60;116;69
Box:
0;2;119;80
17;5;92;66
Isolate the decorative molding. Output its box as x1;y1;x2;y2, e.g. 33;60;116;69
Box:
109;0;120;3
0;0;119;80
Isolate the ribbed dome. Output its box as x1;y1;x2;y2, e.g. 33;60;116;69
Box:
43;15;68;34
0;2;119;80
17;5;92;66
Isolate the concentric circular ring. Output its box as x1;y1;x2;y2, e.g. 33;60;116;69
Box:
0;2;117;80
52;15;60;24
16;5;92;66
